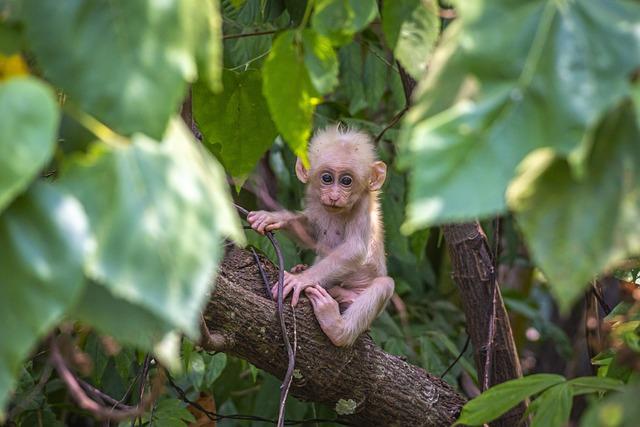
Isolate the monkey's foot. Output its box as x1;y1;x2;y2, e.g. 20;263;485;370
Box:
305;286;348;347
290;264;308;274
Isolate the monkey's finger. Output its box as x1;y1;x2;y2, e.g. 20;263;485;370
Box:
265;221;283;232
251;217;266;234
256;218;269;235
306;292;319;309
281;283;294;299
292;286;305;307
316;286;332;299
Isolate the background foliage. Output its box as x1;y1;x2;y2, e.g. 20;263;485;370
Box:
0;0;639;426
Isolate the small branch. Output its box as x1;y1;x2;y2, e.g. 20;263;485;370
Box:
223;30;277;40
375;106;409;142
50;337;163;421
200;316;234;352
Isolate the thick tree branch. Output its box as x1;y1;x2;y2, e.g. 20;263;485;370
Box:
203;246;465;426
442;224;526;427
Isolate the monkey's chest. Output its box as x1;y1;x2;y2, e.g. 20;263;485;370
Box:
316;226;346;253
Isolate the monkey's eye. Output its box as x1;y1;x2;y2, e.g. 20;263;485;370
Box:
321;173;333;184
339;175;353;186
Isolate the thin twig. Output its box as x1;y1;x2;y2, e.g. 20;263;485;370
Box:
234;203;296;427
50;338;161;421
78;379;130;409
375;106;409;142
482;217;501;391
131;354;152;427
591;281;612;315
167;373;346;426
440;335;471;378
223;29;277;40
251;247;274;299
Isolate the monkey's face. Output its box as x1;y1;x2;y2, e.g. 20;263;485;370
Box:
312;167;363;213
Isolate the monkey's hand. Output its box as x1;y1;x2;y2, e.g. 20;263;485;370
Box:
247;210;287;235
272;271;319;307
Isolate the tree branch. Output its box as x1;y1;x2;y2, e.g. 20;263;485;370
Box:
203;246;466;426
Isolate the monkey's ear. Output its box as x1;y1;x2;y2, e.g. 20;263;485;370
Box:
295;158;309;183
369;161;387;191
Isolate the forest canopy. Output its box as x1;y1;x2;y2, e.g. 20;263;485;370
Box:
0;0;639;426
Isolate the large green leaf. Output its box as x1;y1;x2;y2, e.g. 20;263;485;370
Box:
529;383;572;427
381;0;439;80
0;77;58;213
302;29;339;95
399;0;640;230
337;42;367;115
263;31;318;162
568;376;623;396
509;106;640;311
58;119;243;337
69;280;180;370
0;183;88;418
193;69;278;180
363;45;387;109
22;0;221;139
312;0;377;46
455;374;565;426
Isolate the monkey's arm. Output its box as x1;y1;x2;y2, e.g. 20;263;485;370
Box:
303;237;367;286
272;228;368;306
247;210;315;248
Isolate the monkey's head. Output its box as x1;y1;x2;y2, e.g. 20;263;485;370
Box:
295;126;387;213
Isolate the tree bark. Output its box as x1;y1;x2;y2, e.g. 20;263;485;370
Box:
442;223;526;427
203;246;466;427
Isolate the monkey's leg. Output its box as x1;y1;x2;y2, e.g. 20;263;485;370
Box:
306;277;394;347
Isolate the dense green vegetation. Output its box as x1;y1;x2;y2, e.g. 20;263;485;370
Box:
0;0;639;425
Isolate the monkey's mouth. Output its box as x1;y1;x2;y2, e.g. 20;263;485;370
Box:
323;203;344;212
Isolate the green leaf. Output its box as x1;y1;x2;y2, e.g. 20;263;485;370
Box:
0;21;21;55
363;47;387;108
509;106;640;311
0;183;88;418
529;383;572;427
337;42;367;115
22;0;221;139
152;398;195;426
455;374;565;426
69;280;179;367
59;119;243;337
399;0;640;230
400;85;524;231
581;384;640;427
263;31;318;163
568;376;623;396
193;69;278;180
382;168;412;259
382;0;439;79
302;29;339;95
0;77;58;213
203;353;227;388
312;0;377;46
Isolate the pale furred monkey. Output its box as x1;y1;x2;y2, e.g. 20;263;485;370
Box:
247;126;394;347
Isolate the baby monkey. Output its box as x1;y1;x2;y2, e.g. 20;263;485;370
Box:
248;126;394;347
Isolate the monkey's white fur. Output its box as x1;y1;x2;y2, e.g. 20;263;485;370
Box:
248;125;394;346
